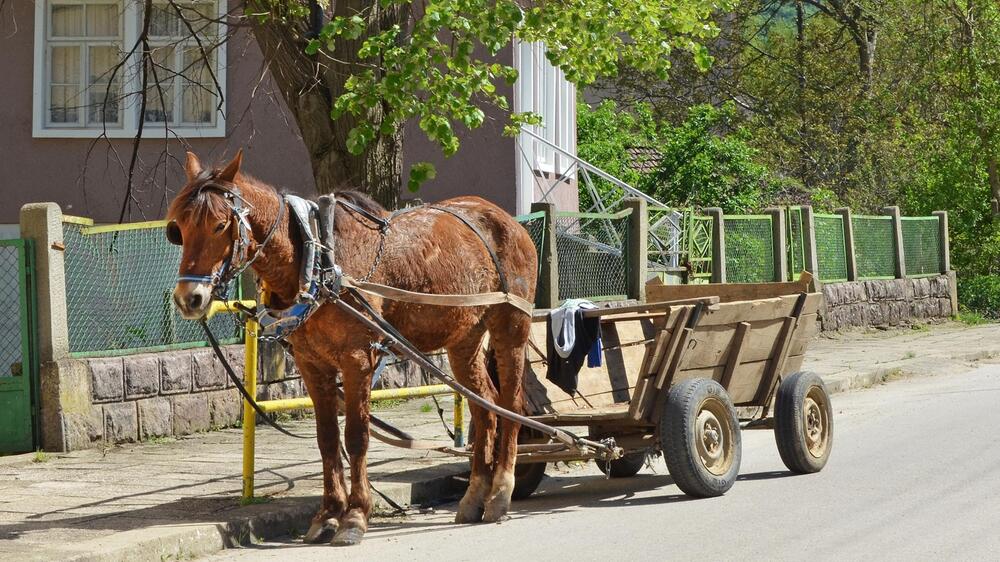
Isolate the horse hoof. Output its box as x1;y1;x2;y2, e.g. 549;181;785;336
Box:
482;503;510;523
331;526;365;546
304;518;338;544
454;505;484;524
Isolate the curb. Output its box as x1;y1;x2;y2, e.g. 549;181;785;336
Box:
37;462;470;562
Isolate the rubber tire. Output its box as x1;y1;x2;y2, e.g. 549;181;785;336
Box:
595;451;646;478
466;421;547;500
658;378;742;498
774;372;833;474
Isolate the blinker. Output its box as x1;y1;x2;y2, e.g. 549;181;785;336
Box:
166;220;183;245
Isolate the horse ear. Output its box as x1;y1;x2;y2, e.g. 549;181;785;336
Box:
217;149;243;183
185;152;202;181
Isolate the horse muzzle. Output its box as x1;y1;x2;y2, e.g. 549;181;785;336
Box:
173;281;214;320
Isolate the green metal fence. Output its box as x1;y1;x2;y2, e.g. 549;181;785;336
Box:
787;207;805;280
554;209;631;301
724;215;774;283
514;211;546;279
0;239;39;453
62;218;241;356
814;214;849;282
901;217;942;277
852;215;896;280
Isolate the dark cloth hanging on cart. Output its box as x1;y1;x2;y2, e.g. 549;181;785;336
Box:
545;309;602;395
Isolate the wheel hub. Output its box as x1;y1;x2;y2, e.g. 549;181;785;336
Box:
802;393;829;458
695;402;732;475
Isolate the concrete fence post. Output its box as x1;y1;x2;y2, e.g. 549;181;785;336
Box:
932;210;951;273
705;208;726;283
835;207;858;282
19;203;70;363
800;206;820;283
765;207;788;282
883;206;906;279
623;198;648;302
530;202;559;308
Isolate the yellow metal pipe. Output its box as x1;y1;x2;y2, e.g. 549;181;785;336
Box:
370;384;453;401
453;392;465;447
241;317;259;500
206;300;257;320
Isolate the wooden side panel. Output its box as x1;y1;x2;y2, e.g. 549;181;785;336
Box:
696;294;822;327
647;273;812;304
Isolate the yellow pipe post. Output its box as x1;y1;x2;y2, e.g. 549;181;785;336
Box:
453;392;465;447
241;316;259;500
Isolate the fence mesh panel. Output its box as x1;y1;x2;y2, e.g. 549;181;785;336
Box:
814;214;848;281
0;245;22;377
63;222;240;355
724;216;774;283
555;211;630;300
787;207;805;280
852;215;896;279
514;212;546;279
902;217;941;277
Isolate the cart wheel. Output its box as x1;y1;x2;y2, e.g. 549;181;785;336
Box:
595;451;647;478
658;378;741;498
774;372;833;474
467;421;547;500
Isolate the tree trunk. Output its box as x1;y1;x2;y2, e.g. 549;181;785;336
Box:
247;1;406;209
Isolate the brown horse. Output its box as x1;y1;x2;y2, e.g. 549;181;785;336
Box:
168;151;537;545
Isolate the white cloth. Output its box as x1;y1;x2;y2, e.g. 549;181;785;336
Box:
549;299;597;359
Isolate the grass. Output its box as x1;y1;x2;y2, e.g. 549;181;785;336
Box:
902;351;917;360
371;398;405;411
31;450;50;463
147;436;176;445
957;310;989;326
420;403;433;413
910;322;930;332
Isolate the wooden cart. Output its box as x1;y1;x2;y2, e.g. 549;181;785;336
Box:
509;273;833;499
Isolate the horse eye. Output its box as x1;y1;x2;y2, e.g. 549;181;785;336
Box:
214;222;227;234
165;221;183;245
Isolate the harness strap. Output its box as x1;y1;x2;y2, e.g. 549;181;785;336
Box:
428;204;510;293
342;276;534;316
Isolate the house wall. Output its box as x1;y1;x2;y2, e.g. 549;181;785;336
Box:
0;3;523;224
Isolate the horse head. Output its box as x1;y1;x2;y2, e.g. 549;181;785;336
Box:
166;150;249;319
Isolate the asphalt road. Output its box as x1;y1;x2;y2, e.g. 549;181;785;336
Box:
209;366;1000;561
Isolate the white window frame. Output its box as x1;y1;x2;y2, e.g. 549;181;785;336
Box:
513;39;577;214
32;0;227;139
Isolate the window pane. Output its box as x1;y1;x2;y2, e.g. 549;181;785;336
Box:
51;4;85;37
51;45;81;84
88;46;120;124
144;47;175;122
181;48;215;123
86;4;119;37
188;3;217;38
149;4;179;38
50;85;79;123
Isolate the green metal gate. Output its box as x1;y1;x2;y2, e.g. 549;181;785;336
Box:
0;239;39;454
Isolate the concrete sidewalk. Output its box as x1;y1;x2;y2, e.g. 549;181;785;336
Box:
3;321;1000;561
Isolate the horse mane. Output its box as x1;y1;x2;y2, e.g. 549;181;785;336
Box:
333;189;386;216
168;167;277;223
168;162;385;224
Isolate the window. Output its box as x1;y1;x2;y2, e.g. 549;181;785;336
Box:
514;40;577;213
33;0;226;138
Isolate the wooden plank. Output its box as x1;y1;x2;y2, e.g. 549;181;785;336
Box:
695;293;822;327
647;272;813;304
530;297;718;321
751;316;797;404
681;313;818;370
720;322;751;390
629;307;692;420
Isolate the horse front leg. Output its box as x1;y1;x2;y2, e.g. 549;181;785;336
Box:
296;361;349;543
332;352;374;546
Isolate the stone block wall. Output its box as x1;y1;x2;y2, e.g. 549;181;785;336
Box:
820;274;955;331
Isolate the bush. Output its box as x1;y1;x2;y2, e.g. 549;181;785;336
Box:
957;275;1000;318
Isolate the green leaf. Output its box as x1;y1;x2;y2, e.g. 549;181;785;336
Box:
407;162;437;192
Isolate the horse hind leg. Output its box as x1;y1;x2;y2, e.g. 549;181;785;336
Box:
482;313;531;522
447;330;498;524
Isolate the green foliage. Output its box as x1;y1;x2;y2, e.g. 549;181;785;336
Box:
643;103;771;212
577;100;773;212
957;310;989;326
958;276;1000;319
299;0;728;189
